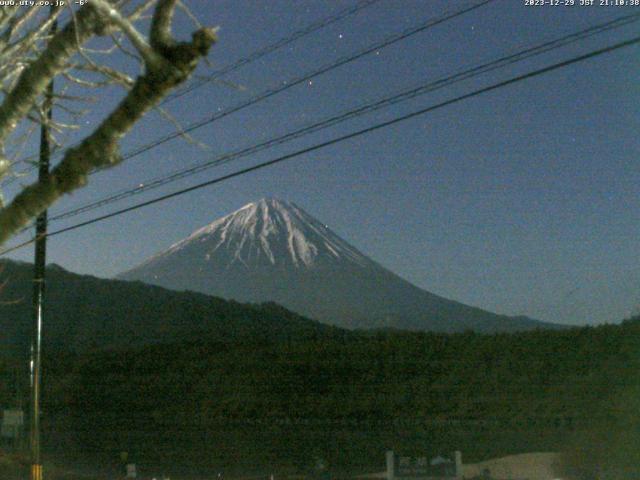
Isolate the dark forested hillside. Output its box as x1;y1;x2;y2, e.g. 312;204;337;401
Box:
0;260;344;356
8;318;635;478
1;260;636;478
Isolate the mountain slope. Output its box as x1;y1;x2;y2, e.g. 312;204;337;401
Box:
0;259;342;355
118;198;560;333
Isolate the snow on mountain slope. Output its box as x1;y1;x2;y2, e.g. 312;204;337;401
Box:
119;198;561;333
136;198;376;271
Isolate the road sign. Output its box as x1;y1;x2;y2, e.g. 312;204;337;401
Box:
1;409;24;439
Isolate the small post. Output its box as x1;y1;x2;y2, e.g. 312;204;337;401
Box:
454;451;462;478
386;450;395;480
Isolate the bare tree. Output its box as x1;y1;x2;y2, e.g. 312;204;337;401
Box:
0;0;216;247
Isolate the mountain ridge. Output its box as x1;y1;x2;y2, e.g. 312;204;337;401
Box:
0;259;342;355
118;198;562;333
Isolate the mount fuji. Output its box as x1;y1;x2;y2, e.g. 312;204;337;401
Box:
118;198;559;333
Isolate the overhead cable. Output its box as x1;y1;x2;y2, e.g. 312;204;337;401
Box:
49;12;640;223
2;33;637;257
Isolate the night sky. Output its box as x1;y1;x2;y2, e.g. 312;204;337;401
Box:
3;0;639;326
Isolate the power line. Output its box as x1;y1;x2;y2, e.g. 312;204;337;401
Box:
102;0;496;165
163;0;384;104
48;12;640;223
3;0;495;188
0;0;382;186
2;33;637;257
5;0;501;240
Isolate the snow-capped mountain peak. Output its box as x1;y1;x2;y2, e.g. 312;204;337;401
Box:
138;198;374;270
118;198;558;333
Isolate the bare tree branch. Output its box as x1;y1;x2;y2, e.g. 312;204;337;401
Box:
150;0;177;50
128;0;158;22
91;0;160;67
0;4;112;145
0;1;217;246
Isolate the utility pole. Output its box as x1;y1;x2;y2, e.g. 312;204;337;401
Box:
30;9;57;480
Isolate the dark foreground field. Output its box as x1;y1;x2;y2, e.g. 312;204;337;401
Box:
1;317;637;479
